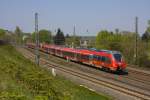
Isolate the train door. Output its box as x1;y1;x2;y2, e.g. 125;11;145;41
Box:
101;56;106;67
97;56;102;68
101;56;111;69
74;52;78;61
89;54;93;65
76;53;81;62
93;55;97;66
93;55;102;68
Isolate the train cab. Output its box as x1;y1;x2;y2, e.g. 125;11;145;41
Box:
92;49;126;71
111;51;126;71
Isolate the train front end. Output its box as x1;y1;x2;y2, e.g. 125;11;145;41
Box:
112;52;126;72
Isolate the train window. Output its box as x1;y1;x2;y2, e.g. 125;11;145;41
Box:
70;52;74;57
93;55;98;60
89;55;93;59
77;53;81;59
81;55;89;60
63;51;75;57
93;55;101;61
101;56;105;62
64;51;69;56
113;54;122;62
52;49;55;53
56;50;61;54
105;57;111;64
101;56;111;64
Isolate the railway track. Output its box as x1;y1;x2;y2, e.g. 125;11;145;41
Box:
127;68;150;83
19;47;150;100
27;48;150;91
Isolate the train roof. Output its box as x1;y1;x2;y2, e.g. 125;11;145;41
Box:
79;49;97;55
88;48;121;54
61;47;79;53
39;43;121;56
70;48;113;56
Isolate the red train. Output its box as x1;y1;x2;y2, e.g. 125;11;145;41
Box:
27;43;126;72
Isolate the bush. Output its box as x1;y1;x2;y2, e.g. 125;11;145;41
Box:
138;53;150;68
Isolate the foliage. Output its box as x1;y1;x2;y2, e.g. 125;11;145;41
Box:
96;30;110;49
65;35;80;47
0;44;111;100
96;30;123;51
39;30;52;43
54;28;65;45
32;29;52;44
88;39;96;48
142;21;150;43
137;42;150;67
15;26;22;37
133;21;150;66
14;26;23;45
95;30;150;67
0;28;14;43
22;33;32;44
0;28;6;39
142;31;150;49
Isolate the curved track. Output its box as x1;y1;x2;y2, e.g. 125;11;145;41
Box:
19;47;150;100
26;47;150;91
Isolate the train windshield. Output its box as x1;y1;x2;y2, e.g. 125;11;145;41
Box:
113;53;122;62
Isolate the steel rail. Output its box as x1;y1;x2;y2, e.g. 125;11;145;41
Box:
26;47;150;86
21;48;150;100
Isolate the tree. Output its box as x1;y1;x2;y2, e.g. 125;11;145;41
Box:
65;36;80;47
54;28;65;45
96;30;113;49
15;26;22;37
95;30;138;63
0;29;6;44
15;26;23;44
39;30;52;43
142;20;150;49
66;34;70;38
0;28;6;39
142;20;150;42
0;29;14;43
142;31;150;42
32;29;52;44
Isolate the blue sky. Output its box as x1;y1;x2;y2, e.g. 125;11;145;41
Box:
0;0;150;36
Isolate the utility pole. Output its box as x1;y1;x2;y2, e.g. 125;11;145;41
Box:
148;20;150;26
35;13;40;66
86;29;89;48
73;25;76;48
135;17;138;65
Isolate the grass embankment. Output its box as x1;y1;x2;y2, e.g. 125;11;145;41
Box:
0;44;112;100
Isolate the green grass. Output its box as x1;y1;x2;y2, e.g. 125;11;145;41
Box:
0;44;112;100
